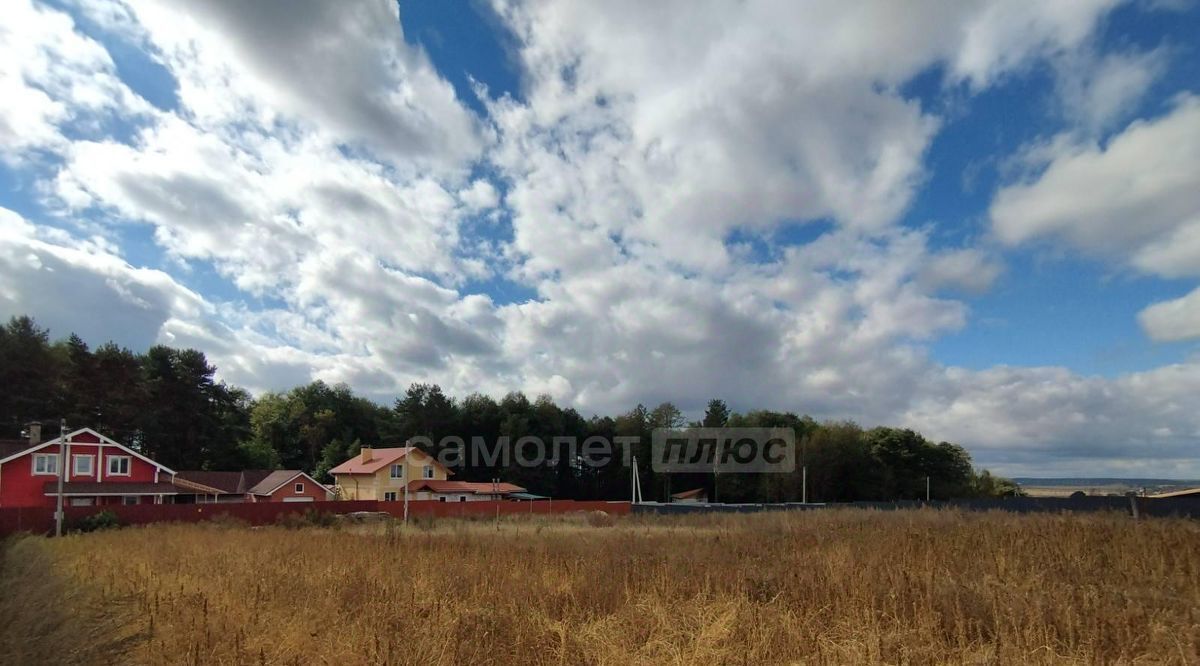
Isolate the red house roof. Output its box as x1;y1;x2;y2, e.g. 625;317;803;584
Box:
173;470;320;497
173;471;245;494
245;470;322;496
329;447;453;476
0;439;31;460
404;480;526;495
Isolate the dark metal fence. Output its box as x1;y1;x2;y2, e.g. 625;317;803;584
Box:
633;496;1200;518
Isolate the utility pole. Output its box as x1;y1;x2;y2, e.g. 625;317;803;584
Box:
630;457;643;504
802;466;807;505
54;418;68;537
713;440;720;504
926;476;931;503
402;455;409;524
630;457;636;503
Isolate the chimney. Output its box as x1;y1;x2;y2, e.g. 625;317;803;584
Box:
360;446;373;463
26;421;42;446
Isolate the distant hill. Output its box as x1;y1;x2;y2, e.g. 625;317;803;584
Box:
1015;478;1199;498
1014;478;1200;486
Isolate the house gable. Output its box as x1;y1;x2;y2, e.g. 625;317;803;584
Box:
0;428;175;475
0;428;175;508
253;471;329;501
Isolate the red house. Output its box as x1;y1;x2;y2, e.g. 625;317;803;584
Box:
173;469;331;503
0;425;177;508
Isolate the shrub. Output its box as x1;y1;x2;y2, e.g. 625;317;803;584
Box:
69;510;120;533
276;508;338;529
205;513;249;529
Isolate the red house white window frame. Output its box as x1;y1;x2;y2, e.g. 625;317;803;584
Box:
107;455;132;476
73;454;94;476
32;453;58;475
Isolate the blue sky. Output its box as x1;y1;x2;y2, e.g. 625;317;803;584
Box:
396;0;1200;377
2;0;1199;476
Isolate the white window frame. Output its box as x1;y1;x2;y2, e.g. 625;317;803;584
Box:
294;482;304;494
69;497;94;507
390;463;403;479
107;455;131;476
73;454;94;476
32;453;58;475
422;465;434;479
122;495;138;505
383;491;398;501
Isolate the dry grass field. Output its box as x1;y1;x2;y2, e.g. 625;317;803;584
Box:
2;509;1199;665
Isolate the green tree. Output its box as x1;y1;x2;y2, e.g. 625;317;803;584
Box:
702;399;730;427
57;333;98;429
91;342;146;444
139;346;248;470
0;316;60;436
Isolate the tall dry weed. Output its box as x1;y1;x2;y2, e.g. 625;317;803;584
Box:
1;509;1197;665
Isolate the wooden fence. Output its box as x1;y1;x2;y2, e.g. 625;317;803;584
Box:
0;499;632;537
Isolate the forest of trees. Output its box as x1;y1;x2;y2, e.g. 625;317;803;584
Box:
0;315;1021;501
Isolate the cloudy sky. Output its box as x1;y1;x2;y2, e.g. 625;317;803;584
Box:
2;0;1199;476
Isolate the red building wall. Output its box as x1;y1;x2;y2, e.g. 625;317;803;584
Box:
0;431;167;508
259;474;330;502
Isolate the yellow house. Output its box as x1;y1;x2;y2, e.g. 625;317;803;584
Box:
330;446;450;501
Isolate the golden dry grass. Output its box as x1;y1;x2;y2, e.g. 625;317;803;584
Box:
2;509;1199;665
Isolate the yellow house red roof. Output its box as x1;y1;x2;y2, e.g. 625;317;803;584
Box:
329;447;453;476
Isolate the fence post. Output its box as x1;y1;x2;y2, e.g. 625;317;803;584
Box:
1127;492;1140;520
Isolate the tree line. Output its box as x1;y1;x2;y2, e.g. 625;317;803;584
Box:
0;315;1021;500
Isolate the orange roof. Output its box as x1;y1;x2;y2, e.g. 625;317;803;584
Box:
328;447;454;476
405;480;526;495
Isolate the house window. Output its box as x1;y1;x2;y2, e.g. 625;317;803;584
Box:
294;482;304;494
383;491;398;501
69;497;94;507
390;463;403;479
122;496;138;505
422;466;434;479
107;456;131;476
73;454;94;476
33;453;58;475
459;496;466;502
